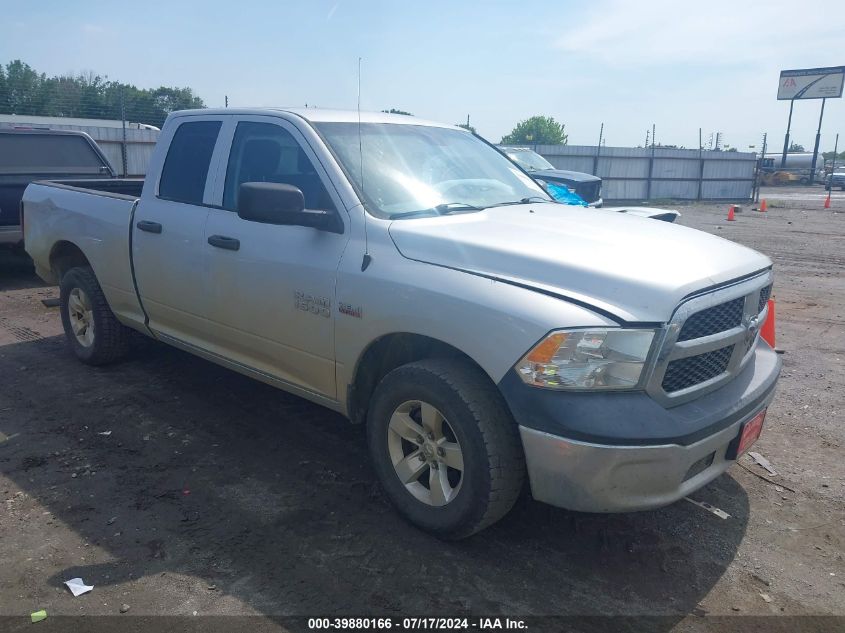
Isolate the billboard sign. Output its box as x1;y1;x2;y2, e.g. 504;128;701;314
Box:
778;66;845;100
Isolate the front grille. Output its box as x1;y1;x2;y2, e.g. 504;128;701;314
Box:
661;345;734;393
758;284;772;313
677;297;744;341
649;274;773;406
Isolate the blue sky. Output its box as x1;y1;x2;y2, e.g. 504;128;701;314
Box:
2;0;844;152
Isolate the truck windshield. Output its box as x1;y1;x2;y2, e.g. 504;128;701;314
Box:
503;149;555;172
315;123;550;219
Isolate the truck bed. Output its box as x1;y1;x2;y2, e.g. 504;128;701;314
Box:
22;180;146;328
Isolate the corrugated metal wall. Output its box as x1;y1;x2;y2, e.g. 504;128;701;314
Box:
524;145;756;201
85;127;158;177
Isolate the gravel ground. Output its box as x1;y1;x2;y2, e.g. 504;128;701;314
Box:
0;186;843;631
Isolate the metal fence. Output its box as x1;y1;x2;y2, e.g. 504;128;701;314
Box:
530;144;757;202
85;126;159;177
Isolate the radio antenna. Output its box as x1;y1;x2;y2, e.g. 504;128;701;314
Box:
358;56;372;271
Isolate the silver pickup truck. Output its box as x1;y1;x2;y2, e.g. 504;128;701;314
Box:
23;108;780;539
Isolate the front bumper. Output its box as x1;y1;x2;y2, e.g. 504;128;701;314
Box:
505;343;781;512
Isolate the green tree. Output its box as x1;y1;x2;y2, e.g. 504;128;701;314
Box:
456;122;477;134
822;150;845;160
4;60;45;115
788;142;805;152
0;59;205;127
382;108;413;115
501;115;567;145
0;64;6;111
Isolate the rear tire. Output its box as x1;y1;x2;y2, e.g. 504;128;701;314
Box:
366;358;524;539
59;266;130;365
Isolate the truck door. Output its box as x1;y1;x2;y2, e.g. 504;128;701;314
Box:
202;117;349;399
132;117;226;348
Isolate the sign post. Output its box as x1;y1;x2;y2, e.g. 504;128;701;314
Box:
777;66;844;174
780;98;795;169
810;99;826;184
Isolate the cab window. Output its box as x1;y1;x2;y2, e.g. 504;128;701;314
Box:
223;121;335;212
158;120;222;205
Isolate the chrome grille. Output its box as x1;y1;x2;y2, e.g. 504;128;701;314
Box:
758;284;772;313
662;345;734;392
647;272;773;407
677;297;744;341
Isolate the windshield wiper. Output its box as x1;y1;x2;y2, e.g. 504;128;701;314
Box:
436;202;484;214
488;196;551;208
389;202;484;220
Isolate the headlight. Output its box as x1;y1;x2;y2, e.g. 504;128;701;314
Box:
516;329;655;390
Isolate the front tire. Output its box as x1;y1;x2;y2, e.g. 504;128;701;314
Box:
367;359;524;539
59;266;130;365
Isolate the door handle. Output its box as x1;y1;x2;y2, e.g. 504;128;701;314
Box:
207;235;240;251
136;220;162;234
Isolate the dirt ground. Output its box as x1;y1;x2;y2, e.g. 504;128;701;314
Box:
0;186;843;631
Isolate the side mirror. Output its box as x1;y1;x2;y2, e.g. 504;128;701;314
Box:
237;182;340;232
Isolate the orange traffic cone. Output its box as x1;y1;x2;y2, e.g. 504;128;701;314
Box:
824;193;831;209
727;205;736;221
759;199;767;212
761;299;776;348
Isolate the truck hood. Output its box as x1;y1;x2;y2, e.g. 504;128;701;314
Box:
388;203;771;323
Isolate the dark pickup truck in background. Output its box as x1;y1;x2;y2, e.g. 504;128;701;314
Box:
0;128;116;248
499;146;603;207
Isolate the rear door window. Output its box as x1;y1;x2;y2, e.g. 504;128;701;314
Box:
158;120;222;205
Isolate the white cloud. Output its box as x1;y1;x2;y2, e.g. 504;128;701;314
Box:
555;0;843;67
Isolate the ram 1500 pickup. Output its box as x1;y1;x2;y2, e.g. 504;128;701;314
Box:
23;108;781;539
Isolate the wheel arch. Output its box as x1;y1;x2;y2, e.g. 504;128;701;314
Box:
49;240;92;283
346;332;498;424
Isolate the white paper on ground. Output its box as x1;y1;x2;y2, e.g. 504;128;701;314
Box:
64;578;94;597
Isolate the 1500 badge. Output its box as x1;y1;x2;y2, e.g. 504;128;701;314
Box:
295;291;330;318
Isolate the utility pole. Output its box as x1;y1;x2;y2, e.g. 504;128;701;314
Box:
225;95;229;108
714;132;722;151
645;129;649;147
780;98;795;168
646;124;656;200
594;122;604;176
755;133;767;203
809;98;826;184
466;114;470;128
652;123;656;148
832;133;840;182
120;87;127;177
697;128;704;201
